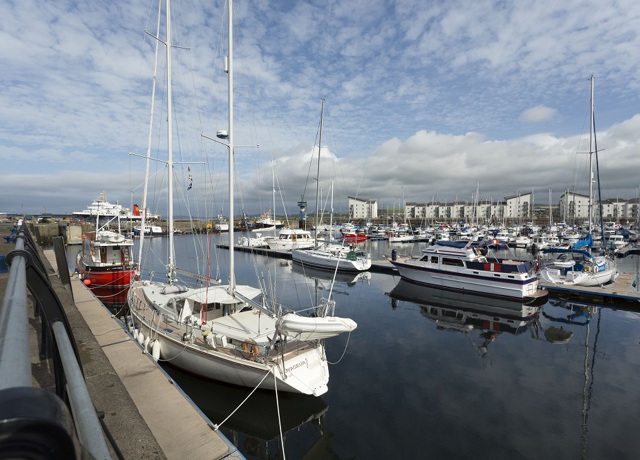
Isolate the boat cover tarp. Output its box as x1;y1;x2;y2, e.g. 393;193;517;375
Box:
572;233;593;249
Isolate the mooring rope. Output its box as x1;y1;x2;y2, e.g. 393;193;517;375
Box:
273;368;286;460
213;368;272;431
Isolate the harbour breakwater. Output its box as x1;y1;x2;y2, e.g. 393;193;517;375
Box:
19;220;206;246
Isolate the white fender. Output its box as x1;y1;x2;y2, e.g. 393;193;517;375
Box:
151;340;161;361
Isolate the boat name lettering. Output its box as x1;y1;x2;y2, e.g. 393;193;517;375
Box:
285;358;308;374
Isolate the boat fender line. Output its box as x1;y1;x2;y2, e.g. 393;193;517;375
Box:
212;368;273;432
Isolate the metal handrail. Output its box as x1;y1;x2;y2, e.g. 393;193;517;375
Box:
0;226;112;459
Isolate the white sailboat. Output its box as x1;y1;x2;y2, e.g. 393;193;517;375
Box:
291;100;372;272
128;0;356;396
538;76;617;287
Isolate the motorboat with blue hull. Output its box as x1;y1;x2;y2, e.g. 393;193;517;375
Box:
390;240;547;302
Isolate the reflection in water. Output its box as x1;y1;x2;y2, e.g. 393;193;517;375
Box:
291;262;372;289
388;280;542;356
543;298;602;459
162;364;335;460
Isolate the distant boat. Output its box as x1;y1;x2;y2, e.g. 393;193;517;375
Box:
73;192;159;221
390;240;547;301
266;228;315;251
75;214;136;306
538;247;618;286
238;232;270;248
132;224;164;236
341;231;368;243
293;243;371;272
213;215;230;232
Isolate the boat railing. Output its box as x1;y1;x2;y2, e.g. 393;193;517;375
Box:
0;226;114;459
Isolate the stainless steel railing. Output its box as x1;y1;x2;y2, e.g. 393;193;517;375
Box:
0;226;113;459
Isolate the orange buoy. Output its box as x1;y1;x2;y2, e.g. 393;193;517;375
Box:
83;279;91;286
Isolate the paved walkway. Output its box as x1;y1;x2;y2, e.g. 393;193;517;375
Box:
0;234;243;459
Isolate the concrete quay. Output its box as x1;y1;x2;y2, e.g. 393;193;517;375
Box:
0;237;244;460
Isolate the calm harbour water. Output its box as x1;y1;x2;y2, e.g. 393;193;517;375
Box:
68;234;640;460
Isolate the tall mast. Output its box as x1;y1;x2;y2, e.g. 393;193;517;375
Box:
315;99;325;243
137;0;162;272
591;75;606;248
588;75;594;236
166;0;175;282
228;0;235;292
271;160;276;235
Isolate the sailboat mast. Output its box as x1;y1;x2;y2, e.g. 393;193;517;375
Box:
166;0;175;281
315;99;325;242
228;0;235;291
591;76;606;248
271;160;276;235
588;75;594;236
137;0;162;272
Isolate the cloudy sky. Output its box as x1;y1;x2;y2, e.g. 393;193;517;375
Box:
2;0;640;218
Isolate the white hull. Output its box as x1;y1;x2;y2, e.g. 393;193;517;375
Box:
292;246;371;272
539;266;617;286
266;229;315;251
538;247;618;287
238;235;269;248
392;260;540;299
268;239;315;251
390;241;543;301
128;283;331;396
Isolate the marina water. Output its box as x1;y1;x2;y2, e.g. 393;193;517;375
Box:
67;234;640;459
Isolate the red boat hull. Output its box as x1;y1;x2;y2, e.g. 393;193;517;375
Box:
77;266;136;287
342;233;368;243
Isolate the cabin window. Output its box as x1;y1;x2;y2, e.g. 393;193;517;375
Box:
442;258;464;267
431;256;438;263
420;255;430;262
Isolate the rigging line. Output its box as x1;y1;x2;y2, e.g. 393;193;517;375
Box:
327;329;352;365
300;104;324;203
212;368;272;431
273;166;292;227
273;368;287;460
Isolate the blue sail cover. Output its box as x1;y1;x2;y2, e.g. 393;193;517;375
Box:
572;233;593;249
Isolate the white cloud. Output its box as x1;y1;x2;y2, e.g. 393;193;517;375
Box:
1;0;640;215
520;105;558;123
